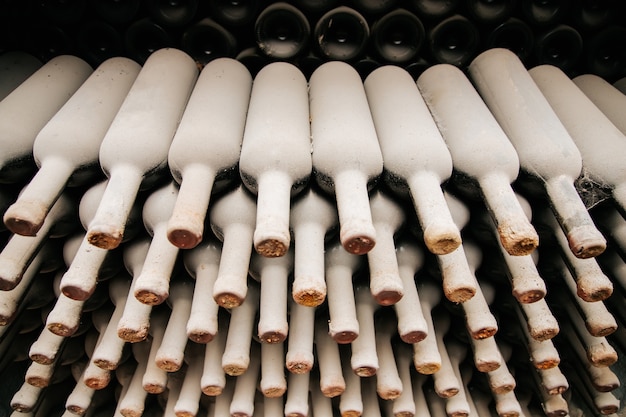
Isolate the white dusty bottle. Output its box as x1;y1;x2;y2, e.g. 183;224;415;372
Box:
86;48;198;250
309;61;383;255
0;51;41;101
3;57;140;237
239;62;312;258
183;238;222;343
324;240;362;344
529;65;626;215
249;247;294;344
166;58;252;249
210;185;257;309
60;179;142;301
365;189;405;305
417;63;539;256
289;187;338;307
573;74;626;137
0;55;92;184
468;48;606;259
364;64;461;255
133;181;181;306
0;192;75;291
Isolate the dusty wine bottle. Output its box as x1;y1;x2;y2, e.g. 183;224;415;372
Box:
3;57;140;237
364;64;460;255
519;0;568;26
309;61;383;255
166;57;252;249
463;0;516;24
468;48;606;258
0;55;92;184
86;48;198;250
239;62;312;258
289;187;338;307
573;74;626;137
417;63;539;256
530;64;626;216
210;185;257;309
254;2;311;60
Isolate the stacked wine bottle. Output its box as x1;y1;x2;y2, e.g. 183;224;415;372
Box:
2;42;626;417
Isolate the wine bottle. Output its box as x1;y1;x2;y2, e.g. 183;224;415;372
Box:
324;240;362;344
181;18;238;67
393;240;428;344
468;48;606;258
3;57;140;237
249;248;294;344
124;18;175;65
519;0;568;26
86;48;198;250
464;0;516;24
239;62;311;258
314;313;346;397
116;236;152;343
222;282;259;375
350;285;379;377
573;74;626;137
260;342;286;397
0;55;92;184
254;2;311;60
117;342;151;416
313;6;370;62
407;0;459;19
530;65;626;217
289;187;338;307
166;57;252;249
60;180;141;301
369;8;425;64
90;274;132;371
426;14;480;67
76;21;124;68
132;182;181;306
146;0;198;27
285;298;315;374
293;0;338;14
364;65;460;255
365;190;405;305
183;238;221;343
90;0;142;26
417;63;539;256
484;17;534;63
235;46;270;78
0;192;75;291
208;0;260;27
210;185;257;309
154;278;194;372
583;25;626;81
533;24;583;72
349;0;398;16
0;51;41;101
309;61;383;255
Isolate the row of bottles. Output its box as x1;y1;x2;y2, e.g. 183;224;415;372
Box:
1;1;626;81
1;45;626;415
